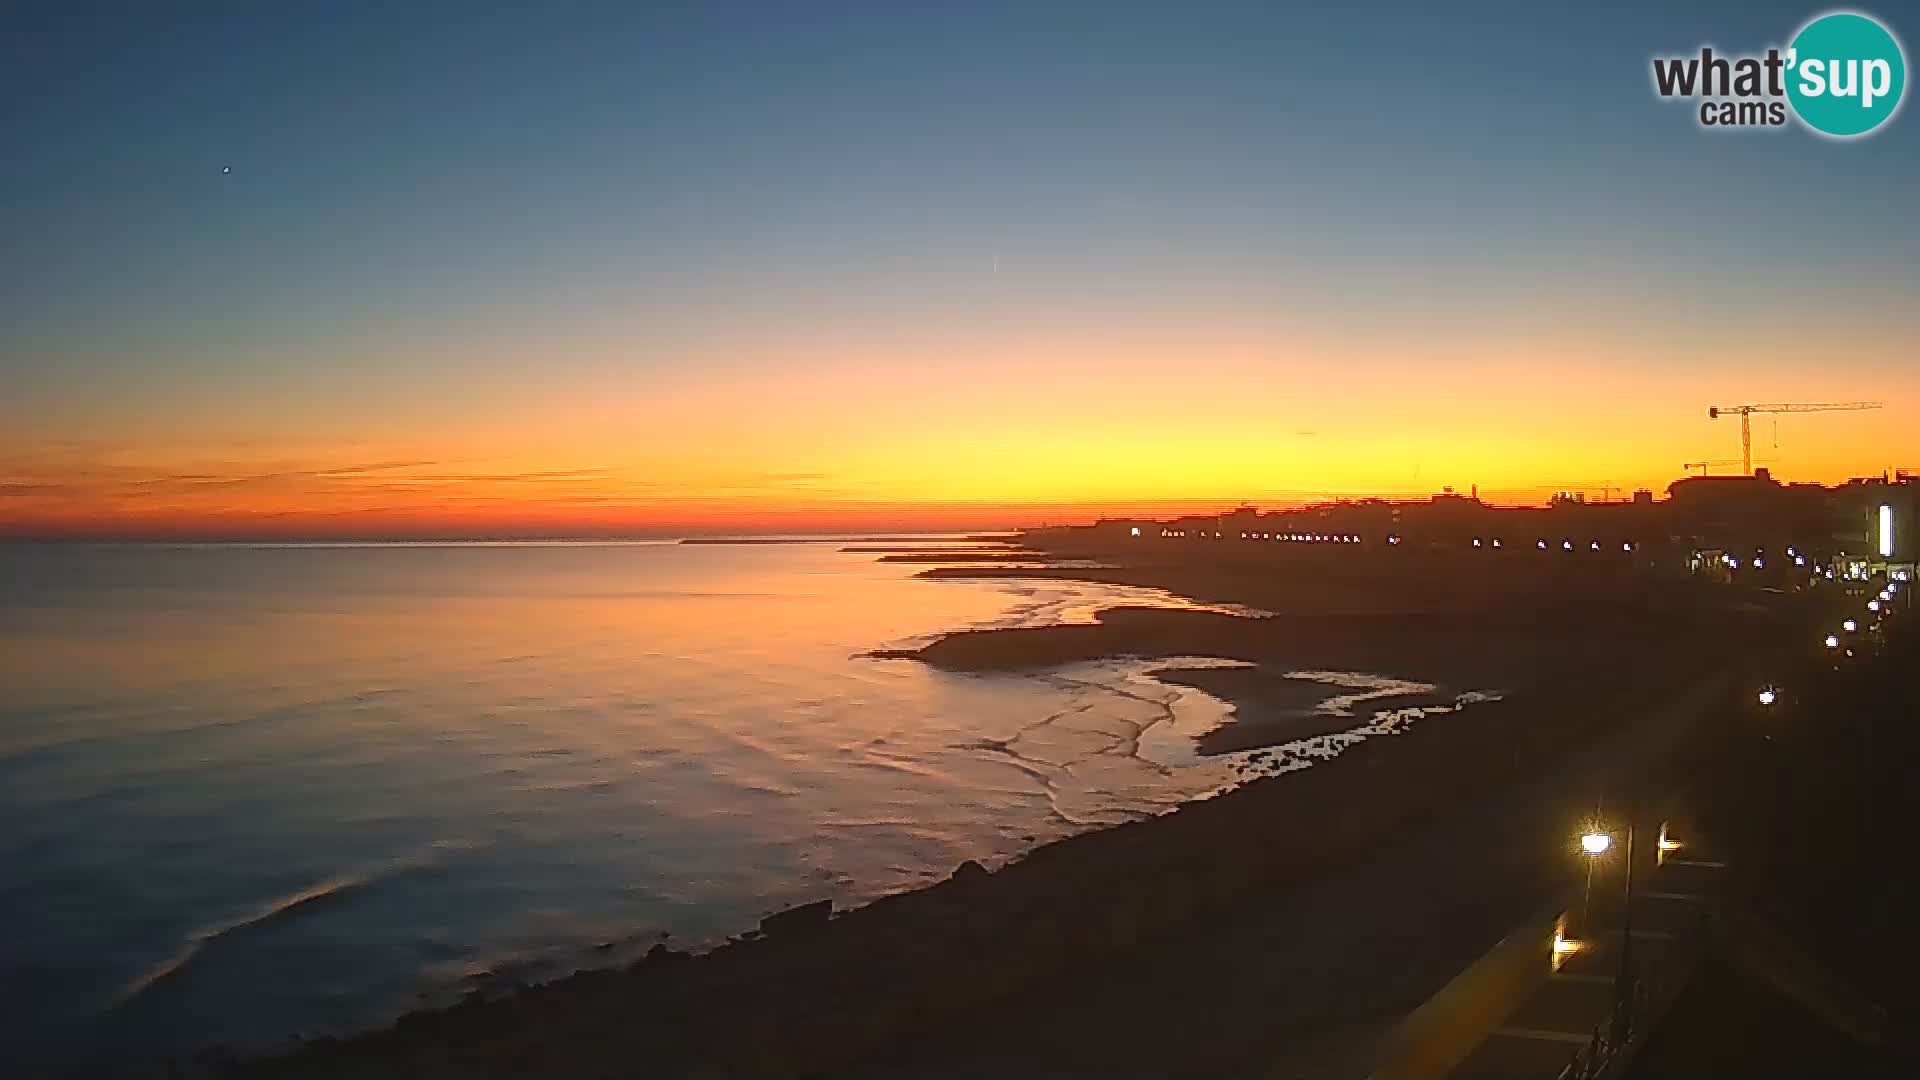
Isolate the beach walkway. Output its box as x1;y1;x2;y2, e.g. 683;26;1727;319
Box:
1438;843;1725;1080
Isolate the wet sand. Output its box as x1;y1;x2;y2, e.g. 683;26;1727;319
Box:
1149;664;1462;755
872;551;1033;563
224;542;1816;1080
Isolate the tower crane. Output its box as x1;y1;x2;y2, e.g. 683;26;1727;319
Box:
1681;460;1747;476
1706;402;1883;475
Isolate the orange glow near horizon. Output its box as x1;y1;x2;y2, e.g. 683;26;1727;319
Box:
9;326;1920;538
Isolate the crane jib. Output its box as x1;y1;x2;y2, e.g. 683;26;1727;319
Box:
1704;402;1884;475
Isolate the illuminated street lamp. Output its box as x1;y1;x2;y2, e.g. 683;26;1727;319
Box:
1757;687;1777;706
1869;600;1882;613
1844;619;1858;633
1825;635;1840;648
1577;819;1637;1018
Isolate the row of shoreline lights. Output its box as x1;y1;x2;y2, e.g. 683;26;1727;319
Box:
1149;528;1642;553
1685;546;1882;582
1708;545;1827;574
1819;578;1899;655
1153;530;1366;542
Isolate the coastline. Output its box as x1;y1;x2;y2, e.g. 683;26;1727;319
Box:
223;541;1805;1080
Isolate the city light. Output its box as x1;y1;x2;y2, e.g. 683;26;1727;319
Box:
1881;504;1894;559
1869;600;1882;612
1825;635;1840;648
1757;688;1777;706
1844;620;1858;633
1551;928;1583;972
1580;832;1612;856
1657;824;1683;867
1794;556;1806;567
1492;538;1502;548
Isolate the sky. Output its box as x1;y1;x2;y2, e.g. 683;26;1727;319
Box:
4;1;1917;538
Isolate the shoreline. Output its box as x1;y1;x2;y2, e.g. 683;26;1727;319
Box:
223;545;1805;1079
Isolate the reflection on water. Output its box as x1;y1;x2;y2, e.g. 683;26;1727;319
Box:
0;542;1480;1071
0;541;1258;1070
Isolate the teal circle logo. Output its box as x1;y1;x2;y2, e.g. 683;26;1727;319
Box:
1786;12;1906;137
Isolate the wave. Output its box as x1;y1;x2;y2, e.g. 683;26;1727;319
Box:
108;850;442;1011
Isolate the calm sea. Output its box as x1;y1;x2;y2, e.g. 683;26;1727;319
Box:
0;540;1250;1072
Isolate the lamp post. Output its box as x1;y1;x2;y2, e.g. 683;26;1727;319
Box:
1619;822;1636;1022
1580;819;1636;1034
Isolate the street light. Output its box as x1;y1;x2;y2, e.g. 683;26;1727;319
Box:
1844;620;1859;633
1825;635;1841;648
1578;819;1638;1025
1758;687;1778;706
